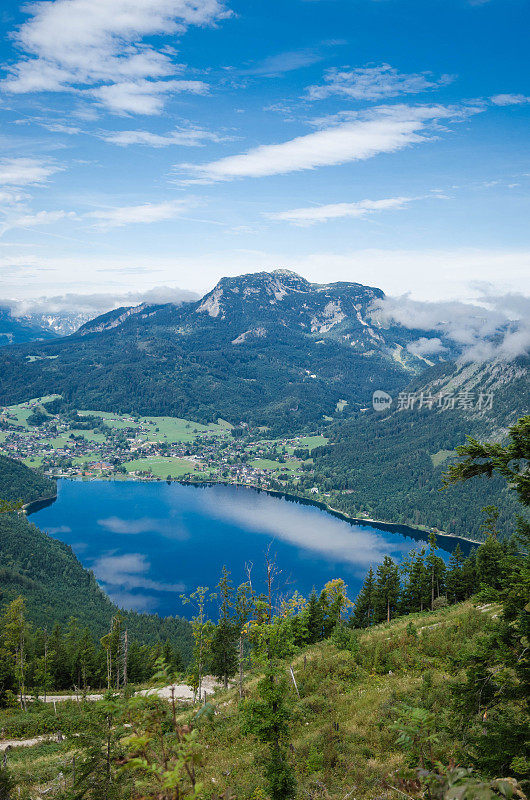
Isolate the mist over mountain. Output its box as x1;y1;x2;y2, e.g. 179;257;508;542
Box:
0;286;200;339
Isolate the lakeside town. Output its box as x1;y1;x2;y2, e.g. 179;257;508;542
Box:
0;395;329;497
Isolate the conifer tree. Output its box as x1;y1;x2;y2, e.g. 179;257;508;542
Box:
476;535;504;591
352;567;376;628
241;658;296;799
480;505;500;539
426;532;446;609
210;567;239;690
302;590;324;642
2;597;28;707
374;557;401;623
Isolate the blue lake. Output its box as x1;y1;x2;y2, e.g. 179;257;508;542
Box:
29;480;464;618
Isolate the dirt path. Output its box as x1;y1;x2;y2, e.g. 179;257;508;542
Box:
23;677;220;705
0;735;53;751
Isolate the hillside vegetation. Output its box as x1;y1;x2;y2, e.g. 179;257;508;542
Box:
0;454;55;504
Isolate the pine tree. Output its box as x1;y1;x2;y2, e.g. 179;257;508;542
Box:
241;661;296;800
352;567;376;628
426;532;446;609
480;505;500;539
400;549;429;613
374;557;401;623
209;567;239;690
476;536;504;591
302;590;324;642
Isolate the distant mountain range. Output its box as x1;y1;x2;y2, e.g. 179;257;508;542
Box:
0;307;60;346
0;306;90;344
0;270;456;431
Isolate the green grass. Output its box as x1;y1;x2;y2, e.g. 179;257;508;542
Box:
72;455;98;466
123;456;198;478
299;435;329;451
183;600;498;800
1;396;61;428
430;449;454;468
22;456;44;468
78;410;136;429
79;411;228;443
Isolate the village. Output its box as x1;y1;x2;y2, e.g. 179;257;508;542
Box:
0;396;328;497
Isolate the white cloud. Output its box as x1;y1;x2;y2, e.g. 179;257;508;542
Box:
241;47;327;77
86;200;189;229
0;210;75;236
0;158;61;186
406;337;448;357
101;126;224;147
307;64;453;101
182;104;468;181
374;289;530;362
266;196;412;226
490;93;530;106
92;79;208;115
3;286;198;327
3;248;529;305
3;0;230;114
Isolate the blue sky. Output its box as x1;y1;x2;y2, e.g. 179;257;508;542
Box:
0;0;529;304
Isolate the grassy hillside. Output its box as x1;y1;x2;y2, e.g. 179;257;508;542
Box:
191;602;502;800
2;600;508;800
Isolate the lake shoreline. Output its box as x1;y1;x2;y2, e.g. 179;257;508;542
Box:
26;476;480;550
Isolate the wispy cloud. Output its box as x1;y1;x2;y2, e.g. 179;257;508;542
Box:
86;200;191;229
101;126;226;147
241;44;337;77
3;286;199;325
306;64;454;101
373;287;530;361
181;104;471;182
0;209;76;236
91;79;209;115
3;0;231;114
0;158;61;186
490;93;530;106
265;196;412;226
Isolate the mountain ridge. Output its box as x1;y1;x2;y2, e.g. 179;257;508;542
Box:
0;270;441;432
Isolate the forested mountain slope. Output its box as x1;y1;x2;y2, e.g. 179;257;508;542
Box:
0;271;446;433
311;357;529;540
0;453;55;504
